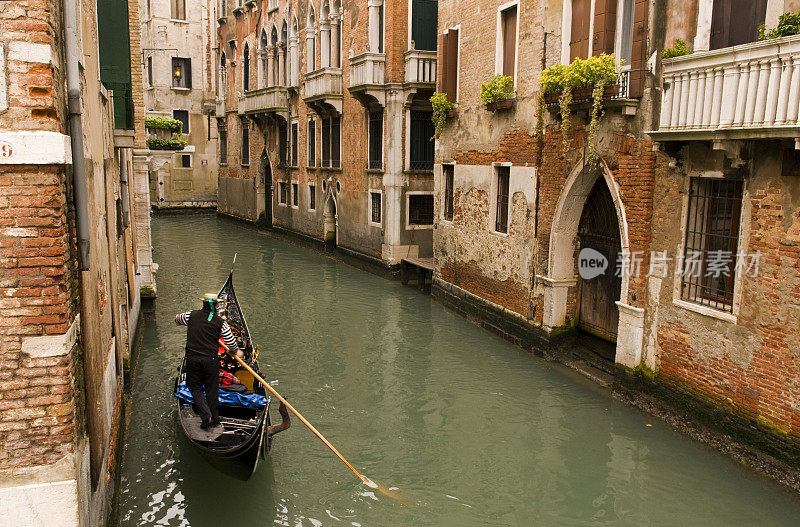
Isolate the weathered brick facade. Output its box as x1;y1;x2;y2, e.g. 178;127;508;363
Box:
215;0;436;264
0;0;151;524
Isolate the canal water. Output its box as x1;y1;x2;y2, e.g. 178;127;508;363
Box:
118;214;800;526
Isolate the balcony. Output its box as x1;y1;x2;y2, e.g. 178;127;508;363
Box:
303;67;343;113
651;35;800;143
238;86;289;115
215;98;226;118
348;52;386;107
404;50;437;86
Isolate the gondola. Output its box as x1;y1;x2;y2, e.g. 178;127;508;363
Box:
174;272;286;480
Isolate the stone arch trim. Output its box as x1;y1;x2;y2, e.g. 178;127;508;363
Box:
547;157;631;303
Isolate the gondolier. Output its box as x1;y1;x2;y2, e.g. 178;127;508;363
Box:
175;293;243;429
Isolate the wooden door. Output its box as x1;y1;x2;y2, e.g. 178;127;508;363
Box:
578;179;621;342
570;0;591;61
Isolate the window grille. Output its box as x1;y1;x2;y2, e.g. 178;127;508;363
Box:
681;178;743;313
241;120;250;166
371;192;381;223
309;184;316;210
495;167;510;233
410;110;434;171
291;122;298;167
308;120;316;167
369;111;383;170
219;129;227;164
409;194;434;225
292;183;298;206
443;164;454;221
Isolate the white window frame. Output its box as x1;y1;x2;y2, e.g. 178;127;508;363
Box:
307;118;316;167
368;188;383;226
308;182;317;211
406;191;434;230
278;181;288;206
489;162;512;236
443;25;462;104
494;0;520;84
291;180;300;209
613;0;634;70
560;0;597;65
440;163;455;224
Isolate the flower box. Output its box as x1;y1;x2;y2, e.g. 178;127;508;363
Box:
485;98;514;111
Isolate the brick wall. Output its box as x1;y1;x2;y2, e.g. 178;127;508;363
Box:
0;164;77;470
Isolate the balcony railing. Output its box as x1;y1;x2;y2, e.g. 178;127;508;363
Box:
349;52;386;88
303;67;343;100
238;86;289;114
215;97;225;118
404;50;437;85
654;35;800;140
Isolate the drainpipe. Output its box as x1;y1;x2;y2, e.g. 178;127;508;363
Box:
64;0;90;270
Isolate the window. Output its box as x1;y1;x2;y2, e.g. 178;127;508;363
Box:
291;122;298;167
172;109;189;134
309;183;316;210
710;0;767;50
441;28;459;102
369;111;383;170
617;0;635;67
499;4;517;79
146;56;153;87
292;182;299;206
411;0;438;51
443;164;454;221
171;0;186;20
378;3;384;53
278;182;288;204
278;121;288;167
179;153;191;168
241;120;250;166
243;44;250;91
219;53;227;98
307;119;316;167
681;178;743;313
172;57;192;89
410;110;434;171
370;192;381;224
219;127;227;164
409;194;434;226
321;116;341;168
495;166;510;233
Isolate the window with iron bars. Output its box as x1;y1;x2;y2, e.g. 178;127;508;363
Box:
292;182;298;206
291;122;298;167
443;164;454;221
681;177;743;313
369;111;383;170
370;192;381;224
495;166;509;233
307;119;316;167
219;128;227;164
409;194;434;225
321;116;341;168
410;110;434;171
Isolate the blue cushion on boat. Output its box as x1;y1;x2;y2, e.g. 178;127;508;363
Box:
173;381;267;408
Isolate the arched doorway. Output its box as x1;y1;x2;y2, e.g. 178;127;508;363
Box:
323;191;337;251
261;152;272;228
577;178;621;345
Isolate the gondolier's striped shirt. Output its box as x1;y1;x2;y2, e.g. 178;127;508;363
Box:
175;311;242;353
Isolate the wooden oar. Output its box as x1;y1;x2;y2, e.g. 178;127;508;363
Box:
221;343;406;503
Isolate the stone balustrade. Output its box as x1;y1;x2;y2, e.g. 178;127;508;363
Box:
404;50;437;85
303;67;343;99
655;35;800;141
349;52;386;88
238;87;289;115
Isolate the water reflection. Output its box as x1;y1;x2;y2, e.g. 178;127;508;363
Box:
117;214;800;526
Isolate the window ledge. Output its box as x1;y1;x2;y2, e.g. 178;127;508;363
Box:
169;19;189;24
366;168;384;174
404;169;434;176
672;298;737;323
172;87;191;92
219;162;228;166
320;166;342;172
241;163;250;167
407;224;433;230
369;222;382;228
490;229;510;237
277;202;288;207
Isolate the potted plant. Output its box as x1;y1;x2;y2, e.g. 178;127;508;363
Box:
481;74;514;111
537;54;617;158
430;92;455;139
759;10;800;41
145;117;188;151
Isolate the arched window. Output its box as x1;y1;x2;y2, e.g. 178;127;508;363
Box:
332;0;341;67
281;21;288;86
306;4;316;73
271;26;279;85
219;52;227;99
290;15;300;86
321;1;331;68
259;29;268;88
243;43;250;91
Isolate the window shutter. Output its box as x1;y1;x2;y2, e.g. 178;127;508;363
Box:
711;0;766;50
502;6;517;78
592;0;617;56
412;0;438;51
628;0;648;98
570;0;591;61
445;29;458;101
440;31;450;98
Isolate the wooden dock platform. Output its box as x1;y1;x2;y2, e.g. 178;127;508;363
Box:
400;257;434;292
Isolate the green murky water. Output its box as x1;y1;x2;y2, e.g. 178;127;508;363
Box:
117;214;800;526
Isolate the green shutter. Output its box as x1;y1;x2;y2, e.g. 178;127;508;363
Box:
97;0;134;129
412;0;438;51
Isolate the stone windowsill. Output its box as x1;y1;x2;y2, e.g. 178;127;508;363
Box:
672;298;737;323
